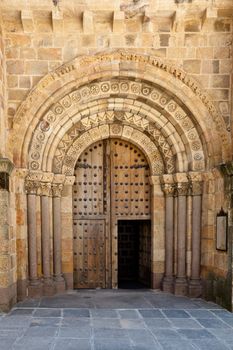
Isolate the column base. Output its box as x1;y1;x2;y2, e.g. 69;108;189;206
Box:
162;277;174;294
151;272;163;289
174;277;188;296
28;280;43;298
43;278;55;296
54;276;66;294
189;279;202;298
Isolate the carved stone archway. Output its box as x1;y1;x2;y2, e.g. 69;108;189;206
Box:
12;50;230;300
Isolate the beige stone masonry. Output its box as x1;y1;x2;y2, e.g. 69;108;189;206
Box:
21;10;34;33
83;11;94;34
113;11;125;33
52;9;63;33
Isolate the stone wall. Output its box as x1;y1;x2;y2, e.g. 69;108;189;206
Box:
202;170;232;309
0;0;232;310
1;2;232;137
0;21;6;156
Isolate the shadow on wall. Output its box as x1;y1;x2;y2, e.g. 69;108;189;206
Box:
203;271;232;311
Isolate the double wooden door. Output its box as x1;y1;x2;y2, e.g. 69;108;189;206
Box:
73;138;150;289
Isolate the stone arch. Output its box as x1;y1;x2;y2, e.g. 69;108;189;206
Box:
61;124;165;176
15;50;227;299
51;112;176;175
11;50;230;172
26;78;207;175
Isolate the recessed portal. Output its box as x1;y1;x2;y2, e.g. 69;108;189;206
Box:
73;138;151;289
118;220;151;289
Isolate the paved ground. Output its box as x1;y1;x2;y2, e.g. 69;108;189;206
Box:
1;289;233;350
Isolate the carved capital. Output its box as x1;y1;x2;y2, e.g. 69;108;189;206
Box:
64;176;76;186
161;174;174;185
173;172;188;183
188;172;203;195
25;180;40;195
53;174;66;184
161;183;176;197
190;181;203;196
175;182;190;196
0;158;14;175
52;183;63;197
38;182;52;197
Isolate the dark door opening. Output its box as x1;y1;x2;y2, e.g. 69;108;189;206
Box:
118;220;151;289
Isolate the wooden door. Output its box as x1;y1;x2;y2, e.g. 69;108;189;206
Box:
73;138;151;289
73;141;109;288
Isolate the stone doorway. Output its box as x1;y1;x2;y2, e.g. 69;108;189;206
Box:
72;138;151;289
118;220;151;289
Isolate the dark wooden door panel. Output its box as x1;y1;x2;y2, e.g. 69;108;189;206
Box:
73;219;105;289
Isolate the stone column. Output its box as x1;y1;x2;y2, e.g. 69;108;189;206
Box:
174;173;189;296
188;172;203;297
0;159;15;311
25;178;42;297
161;175;175;293
150;175;165;289
60;176;75;289
52;183;65;293
40;182;55;296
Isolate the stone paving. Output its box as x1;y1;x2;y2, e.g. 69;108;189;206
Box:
0;289;233;350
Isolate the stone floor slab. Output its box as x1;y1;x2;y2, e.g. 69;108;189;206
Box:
0;290;231;350
33;308;62;318
54;338;92;350
139;309;164;318
91;309;118;318
118;310;140;319
94;338;133;350
12;336;55;350
59;326;92;338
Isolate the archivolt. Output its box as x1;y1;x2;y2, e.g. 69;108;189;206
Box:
61;124;164;176
27;79;205;174
51;111;176;175
11;50;230;172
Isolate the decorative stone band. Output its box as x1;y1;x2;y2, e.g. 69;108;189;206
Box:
0;158;14;191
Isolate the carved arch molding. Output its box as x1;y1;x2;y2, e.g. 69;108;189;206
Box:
12;50;230;174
